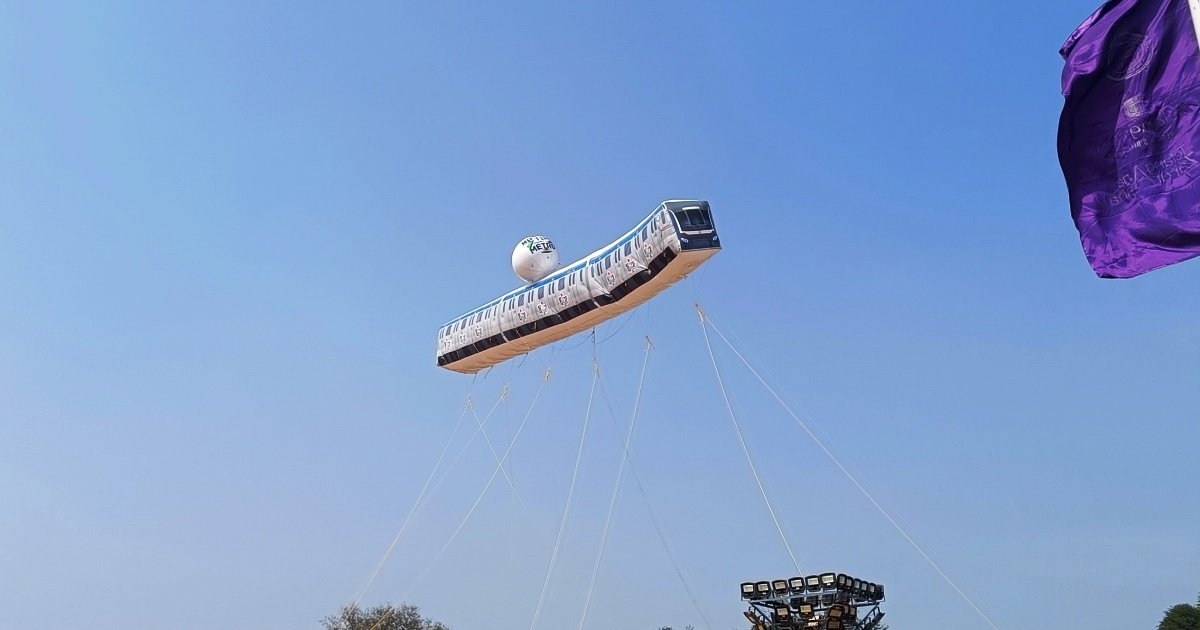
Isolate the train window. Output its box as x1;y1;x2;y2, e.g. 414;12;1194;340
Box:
673;205;713;231
558;279;565;290
537;287;544;298
624;243;632;255
518;294;525;306
605;257;612;269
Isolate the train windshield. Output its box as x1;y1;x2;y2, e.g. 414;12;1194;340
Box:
670;203;714;232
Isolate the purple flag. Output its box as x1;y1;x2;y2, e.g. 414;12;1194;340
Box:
1058;0;1200;278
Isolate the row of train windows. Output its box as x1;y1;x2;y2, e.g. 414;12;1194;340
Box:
604;220;657;269
458;219;666;324
445;218;664;338
534;282;565;299
449;306;497;334
508;271;586;308
451;218;664;331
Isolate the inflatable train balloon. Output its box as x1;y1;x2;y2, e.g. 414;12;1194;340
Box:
436;200;721;373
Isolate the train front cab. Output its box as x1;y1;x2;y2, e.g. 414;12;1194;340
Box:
664;200;719;250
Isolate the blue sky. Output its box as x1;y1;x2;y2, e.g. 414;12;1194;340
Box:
1;1;1197;628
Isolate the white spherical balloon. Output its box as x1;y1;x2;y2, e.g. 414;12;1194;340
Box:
512;235;559;283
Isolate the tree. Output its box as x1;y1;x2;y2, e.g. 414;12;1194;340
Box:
322;603;449;630
1159;593;1200;630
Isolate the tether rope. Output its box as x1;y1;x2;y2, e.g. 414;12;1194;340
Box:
528;359;601;630
426;384;525;509
350;387;501;606
471;399;520;496
696;305;802;575
700;305;1001;630
595;341;715;630
576;338;652;630
401;368;553;602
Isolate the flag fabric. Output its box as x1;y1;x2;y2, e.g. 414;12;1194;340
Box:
1058;0;1200;278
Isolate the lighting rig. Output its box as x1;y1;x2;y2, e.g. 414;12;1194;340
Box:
739;572;886;630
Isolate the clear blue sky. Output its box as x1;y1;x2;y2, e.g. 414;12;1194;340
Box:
2;2;1197;628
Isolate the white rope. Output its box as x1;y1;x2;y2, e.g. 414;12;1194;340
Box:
528;360;600;630
426;384;523;508
702;307;1001;630
472;399;520;495
595;343;715;630
624;467;715;630
696;305;802;575
576;340;652;630
351;389;486;606
402;369;552;601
